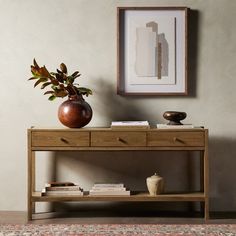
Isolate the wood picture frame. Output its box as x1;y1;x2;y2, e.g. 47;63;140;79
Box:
117;7;188;96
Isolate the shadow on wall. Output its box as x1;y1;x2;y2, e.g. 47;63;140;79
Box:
49;150;202;213
53;150;200;192
209;137;236;212
188;9;200;97
92;78;154;124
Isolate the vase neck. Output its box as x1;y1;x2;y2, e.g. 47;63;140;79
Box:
68;94;84;101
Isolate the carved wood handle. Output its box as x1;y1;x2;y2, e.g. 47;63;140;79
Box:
173;137;184;143
60;138;69;144
117;137;127;144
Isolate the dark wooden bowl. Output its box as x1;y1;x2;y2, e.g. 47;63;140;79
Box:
163;111;187;125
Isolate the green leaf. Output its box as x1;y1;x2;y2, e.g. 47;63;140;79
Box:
67;76;75;84
51;85;58;90
28;60;92;100
48;95;56;101
31;66;40;77
77;87;93;96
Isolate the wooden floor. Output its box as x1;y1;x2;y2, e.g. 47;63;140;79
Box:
0;211;235;224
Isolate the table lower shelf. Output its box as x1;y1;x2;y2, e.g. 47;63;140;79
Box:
32;191;206;202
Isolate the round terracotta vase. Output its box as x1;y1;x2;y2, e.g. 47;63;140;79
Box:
58;95;92;128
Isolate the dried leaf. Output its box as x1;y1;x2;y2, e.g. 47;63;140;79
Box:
41;82;51;89
29;59;92;99
28;77;38;80
34;78;47;87
66;84;77;95
39;66;51;78
72;74;81;80
71;71;80;77
59;84;65;89
31;66;40;76
50;79;59;86
60;63;67;74
55;73;64;83
44;91;54;95
55;89;68;97
63;74;68;81
33;59;40;69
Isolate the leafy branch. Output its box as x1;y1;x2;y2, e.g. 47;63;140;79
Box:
29;59;92;101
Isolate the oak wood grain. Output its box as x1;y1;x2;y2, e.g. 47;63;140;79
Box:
91;131;146;147
32;131;90;147
147;131;204;147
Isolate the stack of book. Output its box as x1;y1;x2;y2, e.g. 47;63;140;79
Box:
89;183;130;196
111;121;150;130
41;182;83;196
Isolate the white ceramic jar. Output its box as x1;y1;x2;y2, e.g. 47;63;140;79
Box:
146;173;164;195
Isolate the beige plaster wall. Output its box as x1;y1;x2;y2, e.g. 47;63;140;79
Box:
0;0;236;212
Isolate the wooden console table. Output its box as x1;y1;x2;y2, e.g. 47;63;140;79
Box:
27;127;209;221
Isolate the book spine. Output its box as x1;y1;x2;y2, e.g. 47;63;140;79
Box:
156;124;195;129
45;186;82;191
42;191;83;196
45;182;75;187
91;187;126;191
89;191;130;196
111;126;150;130
93;184;124;187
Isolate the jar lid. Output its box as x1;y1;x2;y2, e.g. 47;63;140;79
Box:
149;173;161;179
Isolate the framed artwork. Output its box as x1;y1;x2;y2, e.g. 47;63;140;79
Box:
117;7;188;96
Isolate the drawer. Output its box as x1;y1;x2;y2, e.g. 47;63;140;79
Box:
91;131;146;147
147;131;205;147
32;131;90;147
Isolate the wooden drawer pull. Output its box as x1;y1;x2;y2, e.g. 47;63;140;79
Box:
173;137;184;144
117;137;127;144
60;138;69;144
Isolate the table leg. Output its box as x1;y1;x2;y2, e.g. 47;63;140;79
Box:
28;150;35;220
204;130;209;221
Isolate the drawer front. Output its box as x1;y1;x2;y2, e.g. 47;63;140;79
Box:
32;131;90;147
147;131;205;147
91;131;146;147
